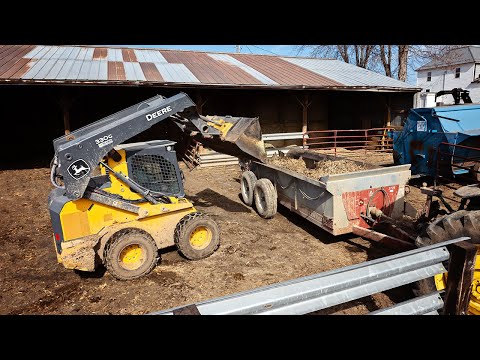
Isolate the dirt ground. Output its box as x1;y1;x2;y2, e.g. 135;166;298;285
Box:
0;158;445;315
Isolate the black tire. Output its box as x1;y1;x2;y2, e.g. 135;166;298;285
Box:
413;210;480;296
241;171;257;206
174;212;220;260
253;178;277;219
105;229;159;281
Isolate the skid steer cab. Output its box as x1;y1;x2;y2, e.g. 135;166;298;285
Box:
49;140;220;280
48;92;266;280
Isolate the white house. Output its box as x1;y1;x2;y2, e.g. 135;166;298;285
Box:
415;45;480;107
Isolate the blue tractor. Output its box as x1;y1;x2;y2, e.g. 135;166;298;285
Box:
393;89;480;179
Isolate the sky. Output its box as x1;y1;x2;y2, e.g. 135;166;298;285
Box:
123;45;417;85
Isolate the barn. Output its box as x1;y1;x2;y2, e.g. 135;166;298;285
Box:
0;45;419;167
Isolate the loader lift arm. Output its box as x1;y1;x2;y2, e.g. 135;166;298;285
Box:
51;92;265;200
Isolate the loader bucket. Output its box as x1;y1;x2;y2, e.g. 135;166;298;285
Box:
199;115;267;162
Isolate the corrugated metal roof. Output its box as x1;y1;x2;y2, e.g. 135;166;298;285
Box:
416;46;480;71
283;58;413;88
0;45;419;91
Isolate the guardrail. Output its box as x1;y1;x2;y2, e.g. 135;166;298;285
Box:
302;128;394;158
150;237;476;315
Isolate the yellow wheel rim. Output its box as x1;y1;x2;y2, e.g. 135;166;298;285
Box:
119;244;145;271
189;226;212;250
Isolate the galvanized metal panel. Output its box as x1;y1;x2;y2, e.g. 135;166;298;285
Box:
154;63;200;83
42;46;59;61
98;60;108;80
65;60;84;80
31;45;51;59
140;50;167;63
148;50;167;63
131;62;146;81
58;46;75;60
69;47;81;60
56;59;75;79
133;49;146;63
123;61;146;81
85;47;94;61
140;50;154;63
88;60;100;80
22;59;48;79
77;60;93;80
283;58;413;88
45;59;66;79
50;46;67;60
208;53;278;85
76;47;88;61
24;45;45;59
107;48;122;62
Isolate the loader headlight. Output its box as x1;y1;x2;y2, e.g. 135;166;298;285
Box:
166;146;172;151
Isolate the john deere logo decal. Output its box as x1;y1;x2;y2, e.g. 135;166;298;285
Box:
67;159;90;180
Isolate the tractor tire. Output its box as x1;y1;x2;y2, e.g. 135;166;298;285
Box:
413;210;480;296
241;171;257;206
105;229;159;281
253;178;277;219
174;212;220;260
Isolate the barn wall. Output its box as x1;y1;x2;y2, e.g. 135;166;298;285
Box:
0;84;414;169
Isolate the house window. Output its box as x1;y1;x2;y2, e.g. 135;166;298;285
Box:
427;72;432;81
455;67;461;78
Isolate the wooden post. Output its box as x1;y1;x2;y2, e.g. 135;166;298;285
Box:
294;93;312;135
443;241;477;315
63;106;71;135
302;93;308;134
196;92;207;115
58;96;72;136
386;94;392;127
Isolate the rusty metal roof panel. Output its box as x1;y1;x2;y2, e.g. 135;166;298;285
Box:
283;58;413;88
161;50;263;85
140;62;163;82
230;53;343;86
207;53;278;85
0;45;419;90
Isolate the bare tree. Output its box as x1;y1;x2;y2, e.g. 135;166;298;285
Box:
398;45;409;81
296;45;468;82
378;45;392;77
295;45;374;68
